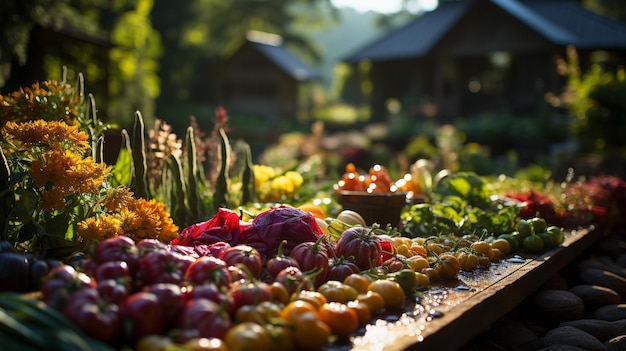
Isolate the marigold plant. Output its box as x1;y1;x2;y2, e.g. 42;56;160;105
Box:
0;77;178;257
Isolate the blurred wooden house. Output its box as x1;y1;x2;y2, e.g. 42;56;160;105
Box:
343;0;626;122
212;31;320;124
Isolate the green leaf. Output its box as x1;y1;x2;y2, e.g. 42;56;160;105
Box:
111;130;133;187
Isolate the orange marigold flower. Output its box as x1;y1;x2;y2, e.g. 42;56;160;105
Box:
103;186;135;212
67;158;111;194
40;187;68;212
122;198;179;243
77;215;123;244
2;120;89;151
31;149;80;189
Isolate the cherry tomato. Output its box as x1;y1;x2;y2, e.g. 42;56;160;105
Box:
326;257;360;282
269;281;290;305
497;233;519;252
234;301;282;324
490;238;511;255
266;240;300;278
318;302;359;336
456;250;479;271
367;279;406;310
433;254;461;280
264;324;294;351
121;291;166;342
414;272;430;288
405;255;430;272
274;266;313;295
470;241;493;260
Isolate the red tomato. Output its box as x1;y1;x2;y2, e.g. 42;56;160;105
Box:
326;257;360;282
97;279;129;305
121;291;166;342
227;280;272;312
289;236;330;287
139;250;189;286
184;256;231;288
144;283;185;323
266;240;300;278
334;227;382;271
63;287;122;343
93;260;131;284
93;235;140;276
219;245;263;278
274;266;313;295
177;298;232;341
41;264;95;309
182;283;229;306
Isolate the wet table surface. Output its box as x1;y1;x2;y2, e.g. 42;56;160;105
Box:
327;226;600;351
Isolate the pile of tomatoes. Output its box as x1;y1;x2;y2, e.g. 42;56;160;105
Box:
32;205;560;351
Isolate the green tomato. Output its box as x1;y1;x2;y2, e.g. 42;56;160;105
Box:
522;235;544;253
517;219;533;240
529;217;548;234
390;269;419;295
537;232;559;249
497;233;519;252
546;226;565;245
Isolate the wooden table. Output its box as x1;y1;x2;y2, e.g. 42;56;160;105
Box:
340;226;601;351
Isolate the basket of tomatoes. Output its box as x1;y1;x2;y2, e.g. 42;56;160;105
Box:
333;163;413;227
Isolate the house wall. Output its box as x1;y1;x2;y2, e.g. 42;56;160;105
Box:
213;44;298;121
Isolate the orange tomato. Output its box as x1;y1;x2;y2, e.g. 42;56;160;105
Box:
471;240;494;260
343;273;372;294
269;281;290;305
290;290;327;310
318;302;359;336
409;243;427;257
434;254;461;280
298;204;326;220
292;311;331;351
223;322;272;351
490;238;511;255
317;280;358;303
356;290;385;313
347;300;372;325
279;300;319;323
367;279;406;309
405;254;430;272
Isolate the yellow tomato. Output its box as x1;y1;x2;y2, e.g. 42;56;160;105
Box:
490;238;511;255
367;279;406;309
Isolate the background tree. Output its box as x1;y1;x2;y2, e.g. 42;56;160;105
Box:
152;0;337;122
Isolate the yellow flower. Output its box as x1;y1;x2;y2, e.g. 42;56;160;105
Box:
2;120;89;152
103;186;135;212
77;214;123;245
121;198;179;243
67;158;111;194
40;187;68;212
